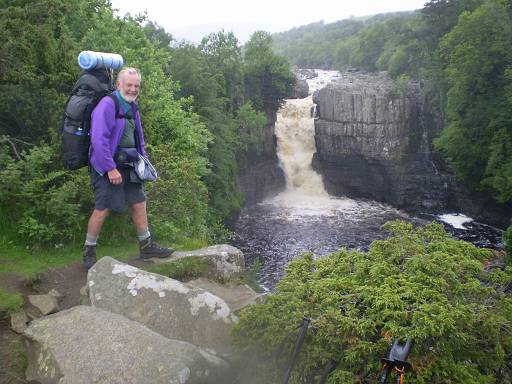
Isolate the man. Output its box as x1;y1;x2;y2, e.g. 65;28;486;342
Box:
83;67;172;269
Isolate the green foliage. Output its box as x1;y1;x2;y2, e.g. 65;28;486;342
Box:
233;221;512;383
504;226;512;265
145;257;209;281
244;31;295;111
272;12;418;71
0;144;92;246
435;0;512;201
169;30;293;224
235;102;267;155
0;288;23;316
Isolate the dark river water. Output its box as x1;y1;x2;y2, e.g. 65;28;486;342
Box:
231;193;503;291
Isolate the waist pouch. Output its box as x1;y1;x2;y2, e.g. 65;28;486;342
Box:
114;147;139;167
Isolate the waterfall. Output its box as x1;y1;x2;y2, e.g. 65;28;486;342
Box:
275;96;327;197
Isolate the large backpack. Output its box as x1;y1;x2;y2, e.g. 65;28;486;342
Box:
60;68;120;170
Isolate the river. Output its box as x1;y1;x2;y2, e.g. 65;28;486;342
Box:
231;70;503;291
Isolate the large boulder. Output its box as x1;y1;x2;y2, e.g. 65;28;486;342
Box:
23;305;230;384
87;257;238;352
153;244;245;282
187;278;267;313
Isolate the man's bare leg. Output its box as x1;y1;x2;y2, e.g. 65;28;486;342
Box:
83;208;109;269
131;201;148;233
87;209;110;237
131;201;173;259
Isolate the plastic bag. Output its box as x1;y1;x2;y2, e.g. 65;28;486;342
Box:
134;155;158;182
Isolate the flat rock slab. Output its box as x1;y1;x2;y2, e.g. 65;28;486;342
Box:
153;244;245;282
187;278;266;312
23;305;230;384
28;294;59;316
88;257;238;352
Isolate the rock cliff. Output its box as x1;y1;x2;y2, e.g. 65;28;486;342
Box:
312;71;511;228
237;110;285;206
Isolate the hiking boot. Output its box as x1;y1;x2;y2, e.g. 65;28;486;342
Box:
83;245;97;270
139;237;173;260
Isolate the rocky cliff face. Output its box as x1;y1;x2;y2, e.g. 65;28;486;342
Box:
237;110;285;206
312;71;511;228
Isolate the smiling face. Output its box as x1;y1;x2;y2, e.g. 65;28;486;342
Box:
116;69;141;102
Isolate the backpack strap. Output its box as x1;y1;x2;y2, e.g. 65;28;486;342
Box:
106;94;123;119
106;93;136;120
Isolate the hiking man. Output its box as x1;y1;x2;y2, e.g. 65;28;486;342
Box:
83;67;172;269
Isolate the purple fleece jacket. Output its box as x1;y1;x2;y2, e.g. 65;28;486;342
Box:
89;96;147;174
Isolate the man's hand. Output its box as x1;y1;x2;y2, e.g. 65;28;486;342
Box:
107;168;122;185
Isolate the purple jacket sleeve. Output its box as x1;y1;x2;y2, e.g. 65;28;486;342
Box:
90;97;117;173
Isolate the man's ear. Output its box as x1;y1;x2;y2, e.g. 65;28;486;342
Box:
115;79;121;90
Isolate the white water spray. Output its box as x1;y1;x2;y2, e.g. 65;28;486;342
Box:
275;96;327;196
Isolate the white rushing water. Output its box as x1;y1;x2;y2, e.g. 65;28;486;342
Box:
275;96;327;196
438;213;473;230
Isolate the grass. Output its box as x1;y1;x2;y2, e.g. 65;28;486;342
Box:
12;343;28;372
0;238;139;280
0;234;206;281
146;256;210;281
0;288;23;315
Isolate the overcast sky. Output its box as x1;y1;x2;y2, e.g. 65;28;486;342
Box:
110;0;427;43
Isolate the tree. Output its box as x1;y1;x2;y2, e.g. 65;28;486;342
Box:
244;31;295;111
435;0;512;202
199;30;244;113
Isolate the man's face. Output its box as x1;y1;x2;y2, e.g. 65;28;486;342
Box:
116;72;141;102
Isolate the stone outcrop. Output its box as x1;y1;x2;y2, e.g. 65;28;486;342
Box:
23;305;230;384
152;244;244;282
312;71;511;228
237;111;286;207
288;78;309;99
187;278;266;313
28;294;59;316
87;257;237;352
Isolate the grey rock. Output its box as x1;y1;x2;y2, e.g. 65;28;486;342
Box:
88;257;237;352
237;110;286;207
47;289;62;298
187;278;267;313
28;294;59;316
154;245;245;282
312;71;512;227
23;305;231;384
10;310;29;334
79;285;89;305
288;78;309;99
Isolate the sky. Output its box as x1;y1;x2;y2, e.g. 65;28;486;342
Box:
110;0;427;43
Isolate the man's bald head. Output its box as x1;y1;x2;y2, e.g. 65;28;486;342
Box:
117;67;141;83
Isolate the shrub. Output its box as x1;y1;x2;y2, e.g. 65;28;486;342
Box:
233;221;512;384
0;144;92;247
504;225;512;266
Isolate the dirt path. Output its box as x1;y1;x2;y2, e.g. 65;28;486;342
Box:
0;256;148;384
